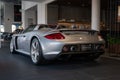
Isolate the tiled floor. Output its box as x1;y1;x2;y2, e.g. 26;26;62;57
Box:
0;41;120;80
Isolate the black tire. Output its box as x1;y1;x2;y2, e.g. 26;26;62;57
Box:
30;38;45;65
10;40;16;54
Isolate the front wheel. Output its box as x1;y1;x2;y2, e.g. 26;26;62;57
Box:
30;38;45;65
10;40;16;54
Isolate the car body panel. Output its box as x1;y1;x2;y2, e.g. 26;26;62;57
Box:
10;24;105;60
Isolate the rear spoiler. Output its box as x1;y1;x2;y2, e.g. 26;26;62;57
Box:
59;29;98;32
59;29;98;35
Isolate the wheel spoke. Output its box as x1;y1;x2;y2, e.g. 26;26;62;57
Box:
34;52;39;61
35;42;39;49
30;38;43;64
32;42;36;49
31;39;40;63
31;50;36;55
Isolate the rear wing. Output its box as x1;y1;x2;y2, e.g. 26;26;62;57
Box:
59;29;98;34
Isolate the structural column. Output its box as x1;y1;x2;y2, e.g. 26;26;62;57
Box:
22;1;26;29
37;0;55;24
91;0;100;31
37;3;47;24
4;3;14;32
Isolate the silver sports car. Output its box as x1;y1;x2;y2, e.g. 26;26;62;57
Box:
10;24;105;65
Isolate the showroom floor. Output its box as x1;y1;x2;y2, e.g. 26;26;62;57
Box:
0;41;120;80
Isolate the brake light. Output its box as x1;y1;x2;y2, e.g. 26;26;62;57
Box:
45;33;65;40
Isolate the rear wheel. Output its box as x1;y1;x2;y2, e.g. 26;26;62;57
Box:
30;38;45;65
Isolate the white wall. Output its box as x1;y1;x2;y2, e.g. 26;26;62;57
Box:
22;1;91;26
22;1;37;28
22;0;55;26
22;1;37;10
4;3;14;32
25;7;37;28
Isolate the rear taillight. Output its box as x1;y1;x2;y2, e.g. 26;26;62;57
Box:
44;33;65;40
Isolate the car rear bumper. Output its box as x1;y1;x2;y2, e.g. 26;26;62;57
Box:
43;43;105;60
61;43;105;53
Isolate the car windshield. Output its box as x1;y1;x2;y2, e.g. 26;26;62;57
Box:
23;25;36;33
38;25;50;30
38;24;57;30
38;24;72;30
56;25;70;29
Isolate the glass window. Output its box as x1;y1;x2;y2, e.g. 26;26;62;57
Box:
23;25;36;33
38;25;57;30
38;25;49;30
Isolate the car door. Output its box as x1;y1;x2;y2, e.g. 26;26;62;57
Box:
17;33;26;51
18;25;36;54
